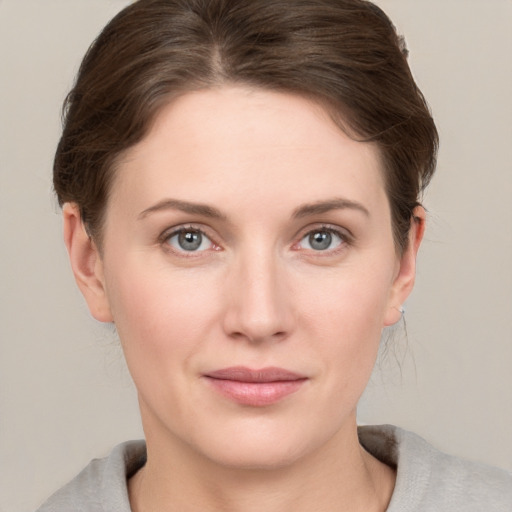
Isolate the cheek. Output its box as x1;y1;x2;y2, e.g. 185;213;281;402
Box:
104;262;230;432
299;263;393;335
296;264;394;382
104;257;223;372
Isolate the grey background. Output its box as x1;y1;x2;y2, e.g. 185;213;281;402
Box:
1;1;511;510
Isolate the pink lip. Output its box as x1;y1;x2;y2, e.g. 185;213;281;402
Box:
204;366;307;406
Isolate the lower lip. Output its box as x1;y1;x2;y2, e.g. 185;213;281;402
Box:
205;377;307;406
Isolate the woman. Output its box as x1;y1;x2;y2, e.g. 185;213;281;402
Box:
36;0;511;510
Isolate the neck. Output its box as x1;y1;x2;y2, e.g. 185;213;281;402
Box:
129;419;395;512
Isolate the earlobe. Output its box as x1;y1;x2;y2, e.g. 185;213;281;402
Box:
383;206;426;326
63;203;113;323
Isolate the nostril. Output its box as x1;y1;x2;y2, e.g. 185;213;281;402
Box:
227;329;288;344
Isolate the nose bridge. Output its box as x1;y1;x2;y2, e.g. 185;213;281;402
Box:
224;242;292;343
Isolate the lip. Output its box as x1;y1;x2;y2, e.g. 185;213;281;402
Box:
204;366;308;406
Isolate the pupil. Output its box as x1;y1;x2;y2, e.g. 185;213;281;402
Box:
179;231;202;251
310;231;331;250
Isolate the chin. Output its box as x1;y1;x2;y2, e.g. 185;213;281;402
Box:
204;440;308;471
188;415;340;472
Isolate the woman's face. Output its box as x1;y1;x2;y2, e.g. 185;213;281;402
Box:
69;86;420;469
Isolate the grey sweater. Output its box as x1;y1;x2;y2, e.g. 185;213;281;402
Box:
36;425;512;511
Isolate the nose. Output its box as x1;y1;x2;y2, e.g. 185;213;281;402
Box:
222;248;295;344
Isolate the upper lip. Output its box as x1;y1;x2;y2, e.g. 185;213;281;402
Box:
205;366;306;382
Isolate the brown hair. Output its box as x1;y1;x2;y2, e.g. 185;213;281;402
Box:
54;0;438;251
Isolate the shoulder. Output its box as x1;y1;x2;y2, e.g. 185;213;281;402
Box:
35;440;146;512
359;424;512;512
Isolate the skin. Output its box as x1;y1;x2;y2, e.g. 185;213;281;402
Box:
64;86;425;512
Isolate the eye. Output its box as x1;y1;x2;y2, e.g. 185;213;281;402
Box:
298;228;345;251
166;228;214;252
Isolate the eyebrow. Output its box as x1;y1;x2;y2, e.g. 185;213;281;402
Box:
138;198;227;220
138;196;369;221
292;198;370;218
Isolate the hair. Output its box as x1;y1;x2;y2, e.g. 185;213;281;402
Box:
54;0;438;252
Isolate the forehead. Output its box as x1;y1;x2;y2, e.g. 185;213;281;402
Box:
112;86;387;216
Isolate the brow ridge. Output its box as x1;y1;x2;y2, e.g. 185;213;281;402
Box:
139;196;368;221
138;198;226;220
292;198;370;218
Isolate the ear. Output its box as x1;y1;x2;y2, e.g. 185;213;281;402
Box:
62;203;113;323
383;205;426;326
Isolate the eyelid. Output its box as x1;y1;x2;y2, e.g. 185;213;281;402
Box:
159;224;221;255
292;223;353;252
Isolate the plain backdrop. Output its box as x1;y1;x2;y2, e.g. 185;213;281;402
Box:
1;0;511;510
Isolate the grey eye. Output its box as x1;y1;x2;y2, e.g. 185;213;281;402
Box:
299;229;343;251
309;231;332;250
167;229;212;252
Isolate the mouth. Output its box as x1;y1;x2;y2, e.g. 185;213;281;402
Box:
203;366;308;406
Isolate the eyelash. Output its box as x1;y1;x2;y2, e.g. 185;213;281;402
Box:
159;225;219;257
293;224;352;255
158;224;352;257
